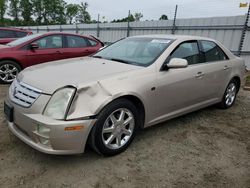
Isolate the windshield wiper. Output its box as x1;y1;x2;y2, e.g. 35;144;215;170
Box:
110;58;131;64
92;55;103;59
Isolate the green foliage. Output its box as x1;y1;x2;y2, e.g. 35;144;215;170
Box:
8;0;20;25
20;0;33;25
112;14;135;23
159;14;168;20
77;2;91;23
134;12;143;21
66;4;79;24
1;0;92;26
0;0;7;25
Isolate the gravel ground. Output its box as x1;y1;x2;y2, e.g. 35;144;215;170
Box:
0;85;250;188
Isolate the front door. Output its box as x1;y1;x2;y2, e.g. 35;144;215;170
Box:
24;34;64;66
153;41;209;124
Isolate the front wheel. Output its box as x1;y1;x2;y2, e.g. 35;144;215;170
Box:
89;99;139;156
218;79;239;109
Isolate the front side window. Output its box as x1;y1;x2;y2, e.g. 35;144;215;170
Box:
87;39;97;46
170;41;200;65
66;35;88;48
94;37;173;67
34;35;63;49
200;40;228;62
0;30;15;38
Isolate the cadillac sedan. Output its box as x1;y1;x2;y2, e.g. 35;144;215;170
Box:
4;35;245;156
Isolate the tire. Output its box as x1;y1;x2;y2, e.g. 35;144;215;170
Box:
89;99;139;156
0;60;21;84
218;79;239;109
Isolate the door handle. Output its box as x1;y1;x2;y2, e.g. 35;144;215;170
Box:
223;65;230;70
195;72;205;78
56;50;62;54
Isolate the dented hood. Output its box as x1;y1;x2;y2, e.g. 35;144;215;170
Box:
18;57;142;94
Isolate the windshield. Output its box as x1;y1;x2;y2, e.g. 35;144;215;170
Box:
7;33;42;47
93;37;173;67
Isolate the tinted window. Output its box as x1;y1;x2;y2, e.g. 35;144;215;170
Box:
15;31;28;38
0;30;15;38
200;41;228;62
170;41;200;65
35;35;62;49
66;35;88;48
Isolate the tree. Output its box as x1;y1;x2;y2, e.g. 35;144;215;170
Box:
0;0;6;25
111;14;135;23
31;0;44;25
66;4;79;24
159;14;168;20
9;0;20;25
20;0;33;25
134;12;143;21
77;2;91;23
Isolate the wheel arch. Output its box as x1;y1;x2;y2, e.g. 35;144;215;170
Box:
95;94;146;129
0;58;23;70
231;75;241;92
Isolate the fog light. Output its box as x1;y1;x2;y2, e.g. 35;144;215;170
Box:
36;124;51;147
37;124;50;137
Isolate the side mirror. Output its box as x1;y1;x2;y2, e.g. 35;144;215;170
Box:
167;58;188;69
30;43;39;50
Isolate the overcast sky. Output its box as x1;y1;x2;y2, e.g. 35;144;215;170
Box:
66;0;248;21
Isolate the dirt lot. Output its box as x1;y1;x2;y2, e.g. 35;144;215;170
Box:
0;85;250;188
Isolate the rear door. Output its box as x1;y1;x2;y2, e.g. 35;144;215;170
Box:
63;35;99;58
198;40;231;99
24;34;64;66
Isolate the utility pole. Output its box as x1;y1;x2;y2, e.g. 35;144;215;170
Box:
238;2;250;56
97;14;100;37
127;10;131;37
172;5;178;34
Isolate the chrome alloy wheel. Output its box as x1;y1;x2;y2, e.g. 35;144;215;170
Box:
0;63;19;83
225;82;237;106
102;108;135;150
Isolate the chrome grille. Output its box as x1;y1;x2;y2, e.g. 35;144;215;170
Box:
10;79;42;107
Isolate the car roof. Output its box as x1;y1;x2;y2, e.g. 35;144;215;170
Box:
41;32;93;38
0;27;32;33
130;34;215;42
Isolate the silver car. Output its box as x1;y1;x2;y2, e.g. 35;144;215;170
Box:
4;35;245;156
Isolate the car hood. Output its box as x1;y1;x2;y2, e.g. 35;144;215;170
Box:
0;44;12;50
18;57;142;94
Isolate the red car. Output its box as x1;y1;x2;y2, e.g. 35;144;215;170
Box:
0;32;104;84
0;27;32;45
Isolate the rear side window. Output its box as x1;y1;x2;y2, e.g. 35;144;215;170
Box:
66;35;88;48
200;41;228;62
15;31;28;38
170;41;200;65
0;30;15;38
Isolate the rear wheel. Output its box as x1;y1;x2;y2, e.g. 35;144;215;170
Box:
218;79;239;109
89;99;139;156
0;60;21;84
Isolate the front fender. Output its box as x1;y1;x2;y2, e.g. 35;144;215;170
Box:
66;81;145;120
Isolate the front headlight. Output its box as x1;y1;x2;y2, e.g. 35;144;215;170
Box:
43;87;76;120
